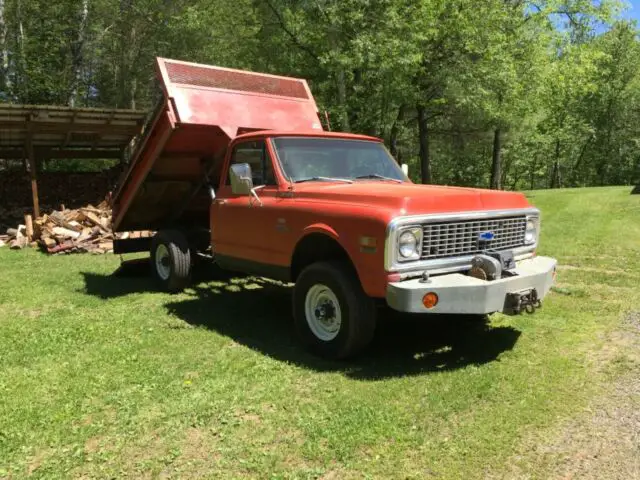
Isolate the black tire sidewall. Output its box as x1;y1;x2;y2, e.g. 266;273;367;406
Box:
150;231;191;292
293;262;374;359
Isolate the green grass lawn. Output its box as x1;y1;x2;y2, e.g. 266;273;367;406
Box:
1;186;638;479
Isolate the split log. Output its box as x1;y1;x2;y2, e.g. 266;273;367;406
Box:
51;226;81;239
25;215;34;241
81;206;103;215
48;241;75;254
6;227;25;238
49;211;83;232
42;237;57;248
10;236;27;249
81;210;108;231
68;220;83;232
98;241;113;250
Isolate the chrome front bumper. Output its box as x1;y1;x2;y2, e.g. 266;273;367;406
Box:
386;256;557;314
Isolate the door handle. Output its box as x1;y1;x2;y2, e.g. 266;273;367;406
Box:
215;199;227;205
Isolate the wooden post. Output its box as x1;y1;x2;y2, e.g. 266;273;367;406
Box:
26;138;40;218
25;214;34;241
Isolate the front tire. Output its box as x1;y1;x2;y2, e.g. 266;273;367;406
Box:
151;230;192;292
293;261;376;359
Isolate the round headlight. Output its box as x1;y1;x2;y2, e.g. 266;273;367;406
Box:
525;218;538;244
399;230;418;258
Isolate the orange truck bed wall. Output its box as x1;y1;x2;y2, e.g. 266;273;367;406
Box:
111;57;323;232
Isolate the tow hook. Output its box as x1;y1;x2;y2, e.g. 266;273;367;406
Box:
507;289;541;314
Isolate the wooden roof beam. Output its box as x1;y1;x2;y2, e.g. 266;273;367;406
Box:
0;147;124;159
62;110;78;147
90;132;102;151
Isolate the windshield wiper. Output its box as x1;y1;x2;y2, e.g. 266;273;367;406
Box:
355;174;403;183
295;176;354;184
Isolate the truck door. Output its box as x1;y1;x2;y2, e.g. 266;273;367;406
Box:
211;139;288;278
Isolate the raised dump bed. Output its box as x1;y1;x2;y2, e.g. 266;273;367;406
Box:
111;57;323;233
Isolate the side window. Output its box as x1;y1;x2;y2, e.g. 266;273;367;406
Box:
226;140;276;186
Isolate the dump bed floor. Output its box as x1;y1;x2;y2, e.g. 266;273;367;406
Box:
111;106;228;232
111;57;322;232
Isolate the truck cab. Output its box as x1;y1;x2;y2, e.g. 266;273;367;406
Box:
112;58;556;359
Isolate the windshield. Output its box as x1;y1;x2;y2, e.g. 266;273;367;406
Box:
271;137;407;183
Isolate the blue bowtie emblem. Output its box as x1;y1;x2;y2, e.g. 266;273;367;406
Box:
478;231;495;241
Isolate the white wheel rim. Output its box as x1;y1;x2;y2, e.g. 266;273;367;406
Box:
155;244;171;281
304;284;342;342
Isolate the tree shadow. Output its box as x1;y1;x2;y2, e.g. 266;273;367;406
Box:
81;264;521;381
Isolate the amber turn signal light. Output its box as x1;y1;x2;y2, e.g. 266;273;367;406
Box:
422;292;438;309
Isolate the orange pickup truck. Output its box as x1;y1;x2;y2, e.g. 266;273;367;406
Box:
111;58;557;359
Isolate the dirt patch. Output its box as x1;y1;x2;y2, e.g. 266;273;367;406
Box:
538;374;640;480
155;427;223;479
500;312;640;479
233;408;262;424
25;449;52;476
84;436;104;454
181;427;221;462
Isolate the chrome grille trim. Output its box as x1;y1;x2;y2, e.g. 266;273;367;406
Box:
384;207;540;273
421;216;527;260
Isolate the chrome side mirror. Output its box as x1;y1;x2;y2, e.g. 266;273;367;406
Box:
229;163;254;195
401;163;409;176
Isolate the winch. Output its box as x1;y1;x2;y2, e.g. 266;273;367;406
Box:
468;251;517;281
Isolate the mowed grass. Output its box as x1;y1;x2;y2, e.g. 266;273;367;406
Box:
0;186;638;479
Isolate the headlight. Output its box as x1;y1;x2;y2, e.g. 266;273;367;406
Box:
398;227;422;261
525;217;539;244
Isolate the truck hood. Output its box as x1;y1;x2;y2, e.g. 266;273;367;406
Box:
292;181;531;215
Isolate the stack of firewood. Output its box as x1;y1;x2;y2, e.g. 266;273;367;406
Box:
1;202;151;254
37;201;116;254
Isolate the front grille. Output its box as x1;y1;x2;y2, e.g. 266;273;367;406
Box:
421;216;527;260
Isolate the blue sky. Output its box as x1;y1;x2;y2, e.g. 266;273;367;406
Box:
620;0;640;22
545;1;640;32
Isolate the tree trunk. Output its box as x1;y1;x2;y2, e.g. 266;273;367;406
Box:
502;158;511;190
490;128;502;189
417;105;431;184
117;0;132;108
551;139;561;188
510;166;521;190
130;76;137;110
17;0;26;101
529;158;537;190
0;0;9;93
336;69;350;132
389;104;406;163
69;0;89;107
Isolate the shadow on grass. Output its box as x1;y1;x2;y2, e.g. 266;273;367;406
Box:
81;263;521;380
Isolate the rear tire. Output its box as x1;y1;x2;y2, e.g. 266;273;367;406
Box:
293;261;376;360
151;230;192;292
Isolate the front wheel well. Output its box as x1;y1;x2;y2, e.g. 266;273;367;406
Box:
291;233;356;282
